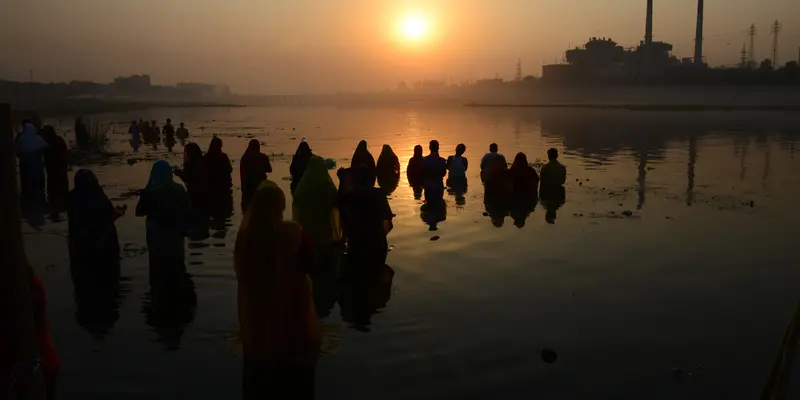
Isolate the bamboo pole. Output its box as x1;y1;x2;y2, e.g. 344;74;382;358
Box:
761;301;800;400
0;103;45;399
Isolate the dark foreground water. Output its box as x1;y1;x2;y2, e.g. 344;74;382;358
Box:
23;107;800;399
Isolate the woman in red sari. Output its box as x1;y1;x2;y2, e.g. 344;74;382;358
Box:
1;263;60;399
234;180;320;400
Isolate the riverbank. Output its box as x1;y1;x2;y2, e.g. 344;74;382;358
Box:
12;99;246;119
464;103;800;112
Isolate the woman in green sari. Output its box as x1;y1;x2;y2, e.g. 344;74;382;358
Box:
292;155;341;272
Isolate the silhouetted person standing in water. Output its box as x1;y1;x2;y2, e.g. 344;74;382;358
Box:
16;122;48;205
406;144;424;187
480;143;506;182
290;141;313;194
176;122;189;146
174;143;210;217
129;120;141;152
539;148;566;224
540;148;567;188
75;117;90;149
376;145;401;194
421;140;447;202
40;126;70;209
508;152;539;198
139;119;150;145
240;139;272;208
340;166;394;274
150;121;160;150
351;140;376;186
67;170;125;277
136;161;191;288
162;118;176;152
293;155;341;274
204;137;233;214
235;180;319;400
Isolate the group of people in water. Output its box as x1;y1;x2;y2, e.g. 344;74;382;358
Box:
9;118;568;398
128;118;190;153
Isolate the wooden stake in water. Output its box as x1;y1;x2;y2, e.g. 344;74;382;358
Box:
0;103;45;399
761;301;800;400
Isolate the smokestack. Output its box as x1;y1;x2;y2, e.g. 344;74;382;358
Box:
645;0;653;44
694;0;704;65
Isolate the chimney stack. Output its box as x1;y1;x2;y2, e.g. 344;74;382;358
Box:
694;0;704;65
645;0;654;44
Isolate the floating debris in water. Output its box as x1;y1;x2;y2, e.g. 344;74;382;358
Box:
388;244;396;252
671;367;683;378
622;210;634;217
430;236;440;241
541;349;558;364
289;137;297;140
281;176;291;181
579;182;583;186
665;216;674;220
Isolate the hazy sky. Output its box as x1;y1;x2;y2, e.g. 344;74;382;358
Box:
2;0;799;94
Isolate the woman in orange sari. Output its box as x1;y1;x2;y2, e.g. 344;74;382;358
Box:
234;180;320;400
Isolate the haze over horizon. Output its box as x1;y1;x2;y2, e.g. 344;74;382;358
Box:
2;0;799;95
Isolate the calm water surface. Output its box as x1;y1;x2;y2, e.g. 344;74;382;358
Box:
24;107;800;399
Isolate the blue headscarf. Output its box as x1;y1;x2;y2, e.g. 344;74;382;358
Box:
147;160;173;191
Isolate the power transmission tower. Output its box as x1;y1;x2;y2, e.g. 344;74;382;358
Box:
748;24;757;64
515;59;522;82
771;20;782;65
739;43;748;68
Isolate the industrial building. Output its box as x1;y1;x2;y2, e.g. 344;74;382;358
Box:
542;0;706;83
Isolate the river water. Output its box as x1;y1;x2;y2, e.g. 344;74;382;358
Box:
23;106;800;399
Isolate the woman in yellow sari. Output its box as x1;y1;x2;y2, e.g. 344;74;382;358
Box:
234;180;320;399
293;155;341;272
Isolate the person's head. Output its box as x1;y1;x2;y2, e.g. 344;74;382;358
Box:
21;122;37;136
184;143;203;164
131;120;137;126
147;160;173;190
209;136;223;153
166;118;171;124
179;122;185;128
246;139;260;153
295;141;311;157
547;148;559;161
382;144;393;154
338;167;355;192
512;152;528;168
456;143;466;157
248;180;286;225
355;140;368;153
429;140;439;153
413;144;423;158
489;143;498;153
40;126;57;141
151;120;157;126
352;165;373;189
73;169;100;192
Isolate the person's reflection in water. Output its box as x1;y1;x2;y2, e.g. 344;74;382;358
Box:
234;180;319;400
142;275;197;351
540;186;566;225
339;261;395;333
420;199;447;231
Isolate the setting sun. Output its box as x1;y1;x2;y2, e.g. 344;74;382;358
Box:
399;15;430;42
